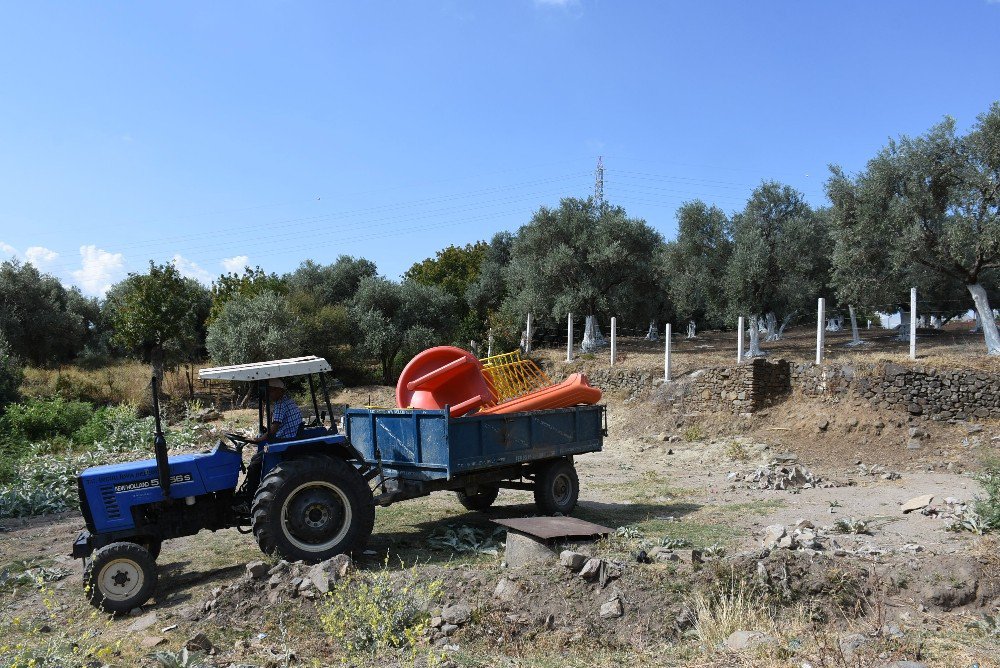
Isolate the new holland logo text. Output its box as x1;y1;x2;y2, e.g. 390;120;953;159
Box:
114;473;193;493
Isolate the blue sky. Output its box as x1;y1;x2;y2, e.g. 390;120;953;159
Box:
2;0;999;296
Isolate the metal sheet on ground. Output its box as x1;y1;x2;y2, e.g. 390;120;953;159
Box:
492;516;613;540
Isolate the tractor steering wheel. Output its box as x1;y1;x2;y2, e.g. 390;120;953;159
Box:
225;432;256;448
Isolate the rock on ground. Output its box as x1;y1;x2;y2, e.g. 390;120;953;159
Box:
442;602;472;626
504;531;555;567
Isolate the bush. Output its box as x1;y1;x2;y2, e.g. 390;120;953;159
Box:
974;457;1000;532
319;565;442;657
0;333;22;411
0;398;95;441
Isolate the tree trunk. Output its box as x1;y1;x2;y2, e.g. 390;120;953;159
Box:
745;314;765;358
185;363;195;399
896;309;909;341
765;311;795;341
150;345;165;387
968;283;1000;355
846;304;865;346
971;311;982;333
764;312;778;340
687;321;696;339
581;315;606;352
645;319;659;341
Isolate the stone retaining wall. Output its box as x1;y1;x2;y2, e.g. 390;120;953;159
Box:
571;358;1000;421
789;361;1000;421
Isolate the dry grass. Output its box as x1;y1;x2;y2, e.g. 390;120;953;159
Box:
688;577;780;650
20;361;211;407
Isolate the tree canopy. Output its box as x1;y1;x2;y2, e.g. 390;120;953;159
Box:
105;262;212;381
504;198;665;326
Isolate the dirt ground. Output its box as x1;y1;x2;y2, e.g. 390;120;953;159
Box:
3;330;1000;667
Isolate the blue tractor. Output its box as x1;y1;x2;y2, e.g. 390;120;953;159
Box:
73;357;377;613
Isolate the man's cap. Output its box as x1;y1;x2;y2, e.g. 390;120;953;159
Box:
268;379;285;389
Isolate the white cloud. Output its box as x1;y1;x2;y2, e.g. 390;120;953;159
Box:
25;246;59;266
535;0;575;5
72;245;125;296
172;254;213;285
0;241;17;257
221;255;249;273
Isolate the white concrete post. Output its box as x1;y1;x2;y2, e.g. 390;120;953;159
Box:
664;323;672;381
525;313;533;354
816;297;826;365
566;313;573;362
610;317;617;366
910;287;917;360
737;316;745;363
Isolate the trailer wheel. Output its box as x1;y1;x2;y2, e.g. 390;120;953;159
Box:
534;459;579;515
83;542;157;614
252;455;375;562
456;485;499;512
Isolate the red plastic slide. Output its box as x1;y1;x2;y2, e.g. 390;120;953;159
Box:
396;346;496;416
477;373;602;415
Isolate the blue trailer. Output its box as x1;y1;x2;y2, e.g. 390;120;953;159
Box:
347;404;605;512
71;357;605;612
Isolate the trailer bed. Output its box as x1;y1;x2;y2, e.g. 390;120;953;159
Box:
344;404;605;482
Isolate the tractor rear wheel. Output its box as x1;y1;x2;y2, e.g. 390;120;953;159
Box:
83;542;157;613
456;484;500;512
533;458;579;515
252;456;375;562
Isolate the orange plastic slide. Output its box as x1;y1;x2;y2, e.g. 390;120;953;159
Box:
476;373;602;415
396;346;496;416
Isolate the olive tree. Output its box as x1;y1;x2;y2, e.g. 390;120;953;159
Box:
726;183;828;357
504;198;665;350
0;260;92;365
350;277;456;383
664;201;732;333
829;103;1000;354
205;289;303;365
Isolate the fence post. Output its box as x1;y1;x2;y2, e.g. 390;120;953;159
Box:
664;323;672;381
525;313;533;354
610;317;617;366
737;316;745;363
910;287;917;360
566;313;573;362
487;328;493;357
816;297;825;365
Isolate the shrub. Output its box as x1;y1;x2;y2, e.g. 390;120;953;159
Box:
319;565;442;657
974;457;1000;532
0;333;22;411
0;398;95;441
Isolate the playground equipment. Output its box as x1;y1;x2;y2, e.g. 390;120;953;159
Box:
395;347;601;415
396;346;494;416
477;372;602;415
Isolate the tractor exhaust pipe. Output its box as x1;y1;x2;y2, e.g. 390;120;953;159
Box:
151;376;171;498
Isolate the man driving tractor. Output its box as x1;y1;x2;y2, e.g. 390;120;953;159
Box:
253;379;303;442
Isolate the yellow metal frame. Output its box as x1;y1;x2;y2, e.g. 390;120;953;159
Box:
480;351;551;406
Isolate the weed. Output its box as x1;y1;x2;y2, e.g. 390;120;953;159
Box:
682;425;704;442
832;517;870;535
319;564;442;658
724;441;750;461
427;524;505;555
689;575;775;648
973;456;1000;532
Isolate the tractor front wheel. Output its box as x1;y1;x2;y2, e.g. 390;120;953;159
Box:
252;456;375;562
83;542;157;613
